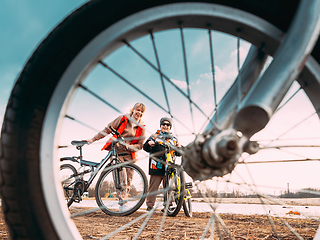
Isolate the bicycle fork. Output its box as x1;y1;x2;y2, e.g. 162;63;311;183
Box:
113;168;125;191
183;0;320;181
112;157;125;192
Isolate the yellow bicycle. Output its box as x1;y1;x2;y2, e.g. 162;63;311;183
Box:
158;141;192;217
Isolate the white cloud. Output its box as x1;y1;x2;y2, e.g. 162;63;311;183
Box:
170;79;188;90
231;46;250;64
199;72;212;80
198;44;250;87
199;65;236;83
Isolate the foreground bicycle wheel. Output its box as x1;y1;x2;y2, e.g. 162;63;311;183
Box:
95;163;148;216
60;164;77;207
1;0;320;239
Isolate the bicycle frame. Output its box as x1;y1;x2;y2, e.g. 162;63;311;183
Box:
61;141;121;193
184;189;191;200
82;150;113;190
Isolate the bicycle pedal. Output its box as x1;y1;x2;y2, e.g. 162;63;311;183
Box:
185;182;193;189
73;195;82;203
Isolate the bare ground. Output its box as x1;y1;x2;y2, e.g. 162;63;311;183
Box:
69;205;319;240
0;199;319;239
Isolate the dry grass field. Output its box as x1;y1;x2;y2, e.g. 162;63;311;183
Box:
0;198;319;239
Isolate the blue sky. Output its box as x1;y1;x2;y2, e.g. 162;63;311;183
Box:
0;0;248;167
1;1;319;195
0;0;248;130
0;0;88;127
0;0;244;187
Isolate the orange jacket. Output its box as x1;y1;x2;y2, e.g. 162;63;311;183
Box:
101;115;144;161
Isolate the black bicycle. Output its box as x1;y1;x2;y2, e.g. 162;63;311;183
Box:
60;126;148;216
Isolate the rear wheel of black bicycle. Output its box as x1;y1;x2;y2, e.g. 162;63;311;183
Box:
95;162;148;216
165;170;185;217
59;164;77;207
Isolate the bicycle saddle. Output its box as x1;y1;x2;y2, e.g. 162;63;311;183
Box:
71;140;88;147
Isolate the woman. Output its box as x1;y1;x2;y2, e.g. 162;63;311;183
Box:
143;117;180;211
87;102;146;211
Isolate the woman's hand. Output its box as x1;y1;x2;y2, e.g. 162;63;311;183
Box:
86;139;94;144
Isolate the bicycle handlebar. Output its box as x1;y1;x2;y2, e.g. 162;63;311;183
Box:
153;139;171;149
109;126;125;142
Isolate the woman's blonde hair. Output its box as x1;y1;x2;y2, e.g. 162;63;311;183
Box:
129;102;146;116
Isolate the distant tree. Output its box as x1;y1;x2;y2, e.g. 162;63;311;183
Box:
278;188;320;198
88;187;95;197
129;185;138;196
205;189;218;198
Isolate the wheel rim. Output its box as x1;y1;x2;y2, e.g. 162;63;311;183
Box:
184;198;192;217
59;165;77;203
96;165;146;214
40;2;320;239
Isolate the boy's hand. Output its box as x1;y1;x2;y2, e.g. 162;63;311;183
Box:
148;140;155;146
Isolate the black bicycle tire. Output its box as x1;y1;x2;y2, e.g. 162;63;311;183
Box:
60;163;77;174
94;163;148;216
183;197;192;218
60;164;77;207
0;0;316;239
165;170;185;217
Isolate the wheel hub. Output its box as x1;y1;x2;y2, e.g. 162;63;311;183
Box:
183;129;247;181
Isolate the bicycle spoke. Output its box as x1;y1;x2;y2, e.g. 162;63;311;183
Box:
208;29;218;123
65;114;100;132
101;211;152;240
214;176;320;199
243;167;320;221
58;5;320;239
200;214;215;240
179;23;195;133
124;30;219;132
5;0;320;239
194;159;320;238
234;168;300;238
70;207;101;218
299;189;320;197
78;83;122;114
150;31;172;116
261;144;320;149
274;86;302;114
213;212;236;240
98;60;195;133
60;30;320;236
264;111;318;146
99;60;168;113
240;158;320;164
237;30;242;108
133;206;157;240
